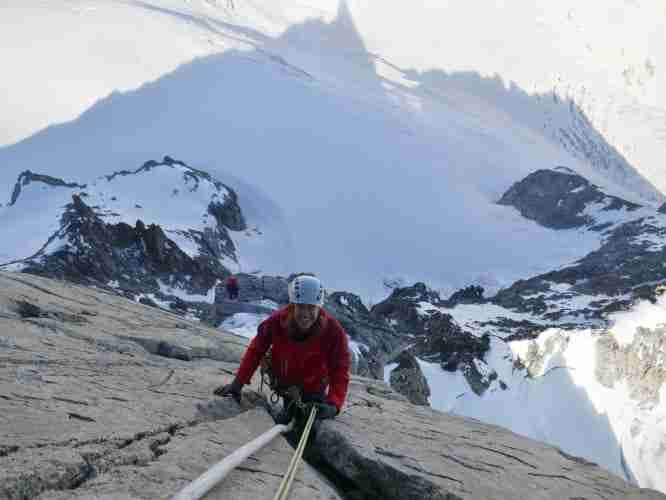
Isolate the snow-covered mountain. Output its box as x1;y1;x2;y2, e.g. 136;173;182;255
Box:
1;0;664;301
2;0;666;495
0;156;295;320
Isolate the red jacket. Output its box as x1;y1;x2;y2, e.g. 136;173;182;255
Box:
236;306;351;411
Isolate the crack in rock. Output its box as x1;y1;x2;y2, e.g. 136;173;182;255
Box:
0;420;201;499
439;453;495;473
465;444;538;469
0;445;19;458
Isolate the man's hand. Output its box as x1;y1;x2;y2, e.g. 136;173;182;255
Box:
313;402;338;420
213;378;243;404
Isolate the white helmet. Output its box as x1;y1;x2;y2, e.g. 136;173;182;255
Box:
288;275;324;305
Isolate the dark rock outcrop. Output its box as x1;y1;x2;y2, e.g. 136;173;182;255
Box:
444;284;485;307
492;217;666;320
326;291;404;379
411;312;493;395
498;168;641;230
389;351;430;405
370;282;443;333
21;194;222;304
658;202;666;214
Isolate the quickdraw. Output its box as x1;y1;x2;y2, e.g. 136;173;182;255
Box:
259;347;282;404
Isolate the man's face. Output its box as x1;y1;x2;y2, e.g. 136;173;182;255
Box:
293;303;320;331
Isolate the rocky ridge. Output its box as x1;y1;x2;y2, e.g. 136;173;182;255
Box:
0;157;252;321
494;168;666;322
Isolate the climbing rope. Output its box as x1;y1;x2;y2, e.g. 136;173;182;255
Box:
170;394;319;500
272;404;318;500
170;421;294;500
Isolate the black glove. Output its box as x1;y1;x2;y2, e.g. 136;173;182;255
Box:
299;393;338;420
213;378;243;404
312;402;338;420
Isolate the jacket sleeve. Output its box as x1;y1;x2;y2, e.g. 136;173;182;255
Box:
235;317;273;385
326;321;351;412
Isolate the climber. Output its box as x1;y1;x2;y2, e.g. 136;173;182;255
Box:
225;275;240;300
214;274;350;423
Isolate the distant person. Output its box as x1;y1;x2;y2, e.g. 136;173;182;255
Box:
225;275;239;300
214;275;350;424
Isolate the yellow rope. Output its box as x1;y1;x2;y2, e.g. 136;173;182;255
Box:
272;405;318;500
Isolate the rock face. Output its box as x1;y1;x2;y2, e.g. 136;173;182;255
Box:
389;351;430;405
498;167;641;230
659;202;666;214
0;271;337;500
372;283;496;395
412;312;494;396
2;272;662;500
596;326;666;404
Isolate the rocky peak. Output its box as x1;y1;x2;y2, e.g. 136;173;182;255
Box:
370;282;443;333
444;284;486;307
328;291;370;316
659;202;666;214
498;168;641;230
103;156;247;232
